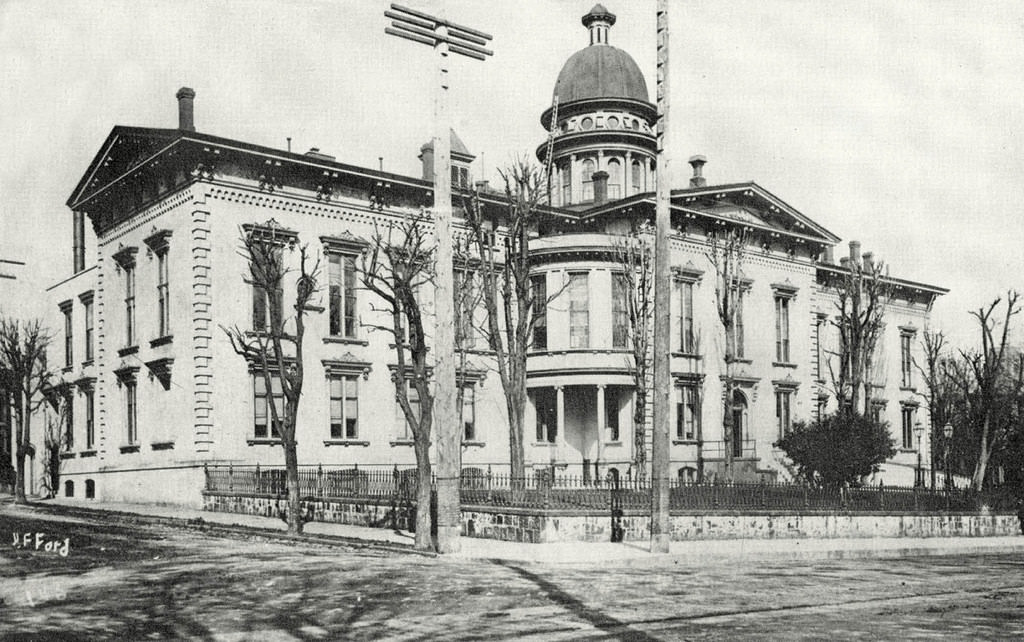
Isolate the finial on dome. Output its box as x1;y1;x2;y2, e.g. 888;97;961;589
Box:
582;4;616;45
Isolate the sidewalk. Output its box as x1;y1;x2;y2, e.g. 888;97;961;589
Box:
11;495;1024;566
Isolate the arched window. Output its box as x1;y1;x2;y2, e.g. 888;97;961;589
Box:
632;160;643;193
85;479;95;499
560;162;571;205
64;480;75;497
678;466;698;484
606;158;622;200
606;467;620;487
581;158;596;202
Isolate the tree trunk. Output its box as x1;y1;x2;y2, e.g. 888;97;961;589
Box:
413;438;433;551
14;402;29;504
14;446;26;504
283;439;303;535
633;390;647;473
972;415;991;491
507;394;526;482
722;376;734;480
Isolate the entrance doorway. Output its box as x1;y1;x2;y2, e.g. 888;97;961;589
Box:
732;390;747;458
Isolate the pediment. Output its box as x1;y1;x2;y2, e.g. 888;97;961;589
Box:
67;126;184;210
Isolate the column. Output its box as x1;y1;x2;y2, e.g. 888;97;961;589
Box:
624;151;633;197
596;385;606;471
570;154;578;205
555;385;566;464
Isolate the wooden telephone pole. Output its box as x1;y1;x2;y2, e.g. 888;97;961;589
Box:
651;0;672;554
385;4;493;554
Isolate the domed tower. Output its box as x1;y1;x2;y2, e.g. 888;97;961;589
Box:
537;4;657;209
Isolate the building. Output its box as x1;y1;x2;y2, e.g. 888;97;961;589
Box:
38;5;944;507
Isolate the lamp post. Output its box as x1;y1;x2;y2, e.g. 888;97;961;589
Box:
914;421;924;487
943;422;953;490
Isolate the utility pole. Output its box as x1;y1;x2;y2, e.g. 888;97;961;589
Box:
650;0;672;553
385;3;492;554
0;258;25;281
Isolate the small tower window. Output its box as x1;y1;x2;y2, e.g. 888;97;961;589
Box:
581;117;594;130
581;158;596;201
607;116;619;129
607;158;622;200
631;160;643;193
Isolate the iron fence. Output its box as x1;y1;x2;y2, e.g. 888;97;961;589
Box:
203;464;1019;514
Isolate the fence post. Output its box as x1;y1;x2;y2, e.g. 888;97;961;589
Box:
760;480;766;509
317;464;323;497
486;464;493;503
204;463;210;491
913;485;919;512
227;463;233;492
878;481;885;511
255;462;261;494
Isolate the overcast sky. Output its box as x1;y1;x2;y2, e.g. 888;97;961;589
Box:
2;0;1023;348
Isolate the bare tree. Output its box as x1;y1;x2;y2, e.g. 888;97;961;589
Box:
955;292;1021;489
914;328;952;487
223;220;320;535
706;227;748;479
825;245;892;416
361;211;437;551
41;385;71;498
462;158;553;480
612;222;654;475
0;316;54;504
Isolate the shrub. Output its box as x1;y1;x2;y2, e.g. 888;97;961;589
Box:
775;412;896;488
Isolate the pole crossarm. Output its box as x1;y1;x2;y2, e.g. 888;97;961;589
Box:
387;4;493;60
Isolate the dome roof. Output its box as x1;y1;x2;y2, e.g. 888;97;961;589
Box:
553;45;649;103
551;5;649;104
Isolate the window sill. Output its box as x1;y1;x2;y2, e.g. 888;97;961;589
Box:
245;331;296;341
732;358;753;365
462;440;486;448
772;361;798;369
151;441;175;451
81;359;94;369
900;386;917;393
119;444;140;454
150;335;174;348
604;441;624;446
62;365;74;374
79;450;97;458
247;439;283;446
390;439;414;446
60;452;76;460
671;352;703;359
531;442;558;447
897;448;919;454
323;336;369;346
118;346;139;357
324;439;370;447
673;439;699;445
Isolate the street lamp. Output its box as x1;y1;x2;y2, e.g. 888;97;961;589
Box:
943;422;954;490
914;421;925;487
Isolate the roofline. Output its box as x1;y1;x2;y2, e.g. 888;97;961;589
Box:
816;262;949;296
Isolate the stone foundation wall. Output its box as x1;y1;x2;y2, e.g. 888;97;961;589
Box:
203;492;1020;543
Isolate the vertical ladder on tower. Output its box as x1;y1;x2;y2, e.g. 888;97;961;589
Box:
545;94;559;205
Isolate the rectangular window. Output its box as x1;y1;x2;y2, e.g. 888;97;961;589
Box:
126;381;137;445
462;386;476;442
561;164;571;205
84;299;94;362
776;390;792;439
157;250;170;337
531;274;547;350
64;392;74;451
63;306;73;367
329;374;359;439
816;396;827;421
775;296;790;362
901;334;914;388
606;391;620;442
125;266;136;346
612;273;629;349
568;272;589;348
675;385;700;441
85;390;95;450
871;402;884;425
253;373;283;439
677;280;695;353
901;406;915;449
454;269;475;349
399;381;421;440
814;318;823;380
329;254;358;338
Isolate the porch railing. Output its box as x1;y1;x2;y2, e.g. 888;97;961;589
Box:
203;464;1017;514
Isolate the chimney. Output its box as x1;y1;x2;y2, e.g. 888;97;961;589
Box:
822;245;834;264
688;155;707;188
475;180;490;193
418;143;434;181
849;240;861;266
176;87;196;132
839;256;850;268
592;170;609;205
862;251;874;272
